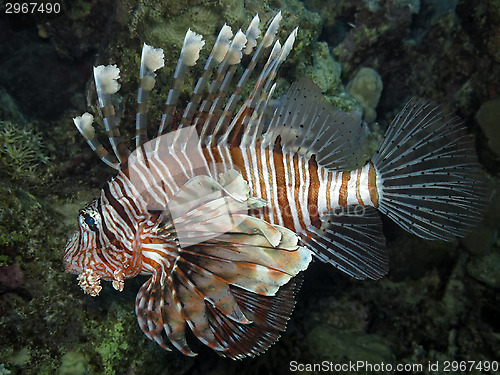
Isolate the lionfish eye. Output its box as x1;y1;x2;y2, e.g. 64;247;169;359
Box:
83;214;98;232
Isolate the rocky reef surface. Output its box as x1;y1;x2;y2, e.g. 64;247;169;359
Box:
0;0;499;374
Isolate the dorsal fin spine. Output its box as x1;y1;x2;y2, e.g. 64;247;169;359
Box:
215;13;287;146
73;112;120;170
136;43;165;149
93;65;130;165
207;30;248;140
180;25;234;132
158;29;205;136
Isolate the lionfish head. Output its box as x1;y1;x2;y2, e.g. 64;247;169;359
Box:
63;198;125;296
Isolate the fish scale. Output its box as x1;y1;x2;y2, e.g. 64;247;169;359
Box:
63;12;487;359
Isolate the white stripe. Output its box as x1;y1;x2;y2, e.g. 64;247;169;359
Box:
240;144;254;193
298;156;311;228
260;144;273;224
102;202;134;244
283;152;300;229
249;141;262;219
268;147;283;226
317;167;328;216
359;163;375;207
117;176;148;220
217;143;233;173
169;144;192;180
105;184;135;239
128;162;166;208
346;169;359;205
330;172;342;210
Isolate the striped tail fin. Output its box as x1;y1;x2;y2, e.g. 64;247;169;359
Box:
371;98;488;241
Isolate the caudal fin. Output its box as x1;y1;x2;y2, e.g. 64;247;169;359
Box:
371;98;488;241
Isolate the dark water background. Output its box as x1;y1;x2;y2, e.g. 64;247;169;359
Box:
0;0;499;374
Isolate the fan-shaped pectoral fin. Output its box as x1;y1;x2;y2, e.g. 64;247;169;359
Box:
135;272;196;356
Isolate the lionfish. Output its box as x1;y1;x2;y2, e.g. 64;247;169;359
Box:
63;12;486;359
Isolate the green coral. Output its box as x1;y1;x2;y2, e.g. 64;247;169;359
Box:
57;352;88;375
94;316;130;374
0;121;51;186
305;42;342;95
346;67;383;122
0;182;42;250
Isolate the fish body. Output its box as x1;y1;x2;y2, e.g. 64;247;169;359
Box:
63;13;487;359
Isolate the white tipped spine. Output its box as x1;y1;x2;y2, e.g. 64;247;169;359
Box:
278;27;297;63
93;65;121;95
243;14;261;54
212;24;233;63
181;29;205;66
141;43;164;72
73;112;95;139
226;29;247;65
262;11;282;48
266;41;282;65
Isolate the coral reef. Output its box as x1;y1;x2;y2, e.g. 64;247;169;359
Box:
57;352;88;375
346;67;383;122
0;121;51;185
475;97;500;157
0;0;499;373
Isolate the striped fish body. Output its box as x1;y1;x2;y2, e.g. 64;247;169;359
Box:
121;141;378;230
63;12;487;359
76;136;376;277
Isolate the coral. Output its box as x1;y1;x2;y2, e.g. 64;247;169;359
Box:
57;351;88;375
306;325;395;365
475;97;500;156
0;121;51;186
457;0;500;64
466;250;500;288
95;318;129;374
346;67;383;122
304;42;342;95
0;263;25;293
0;182;44;250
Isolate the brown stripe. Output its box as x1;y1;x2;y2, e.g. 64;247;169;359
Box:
255;143;270;222
245;146;258;196
208;143;223;164
338;171;350;206
272;140;295;230
95;144;111;159
202;146;216;172
228;146;248;180
229;106;253;147
355;168;363;205
307;156;321;228
292;154;306;229
368;162;379;207
326;170;333;211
